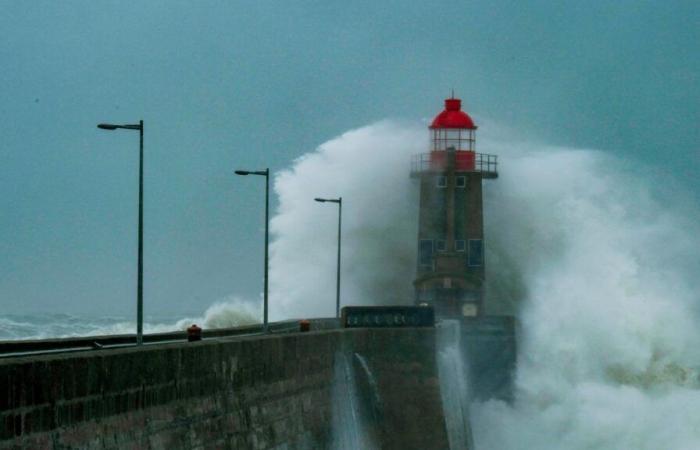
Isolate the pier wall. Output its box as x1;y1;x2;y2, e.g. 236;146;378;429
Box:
1;328;449;449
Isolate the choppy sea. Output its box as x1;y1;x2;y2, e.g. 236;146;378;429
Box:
0;300;260;341
0;313;191;340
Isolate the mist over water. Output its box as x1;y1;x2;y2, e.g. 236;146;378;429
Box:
268;121;700;448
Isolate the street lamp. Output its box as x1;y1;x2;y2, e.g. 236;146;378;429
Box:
314;197;342;318
235;168;270;333
97;120;145;345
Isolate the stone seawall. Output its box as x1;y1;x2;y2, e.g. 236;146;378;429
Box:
1;328;449;449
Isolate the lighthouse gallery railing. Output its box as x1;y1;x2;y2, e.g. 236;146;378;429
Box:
410;152;498;177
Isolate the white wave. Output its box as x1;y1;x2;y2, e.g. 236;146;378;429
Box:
173;296;260;330
269;120;423;319
265;119;700;449
473;139;700;449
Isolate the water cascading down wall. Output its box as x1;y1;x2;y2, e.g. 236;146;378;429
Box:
1;327;453;449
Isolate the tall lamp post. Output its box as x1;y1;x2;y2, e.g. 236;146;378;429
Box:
235;168;270;333
97;120;145;345
314;197;342;318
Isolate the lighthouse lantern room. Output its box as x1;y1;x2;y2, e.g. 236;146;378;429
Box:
411;96;498;318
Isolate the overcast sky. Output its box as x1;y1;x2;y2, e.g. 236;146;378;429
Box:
1;0;698;316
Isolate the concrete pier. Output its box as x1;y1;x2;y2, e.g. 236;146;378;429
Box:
1;327;450;450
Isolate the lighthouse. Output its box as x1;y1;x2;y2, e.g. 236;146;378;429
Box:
411;96;498;318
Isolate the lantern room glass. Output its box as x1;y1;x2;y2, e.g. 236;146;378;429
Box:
431;128;475;152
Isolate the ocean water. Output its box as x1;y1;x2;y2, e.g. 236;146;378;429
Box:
0;299;259;340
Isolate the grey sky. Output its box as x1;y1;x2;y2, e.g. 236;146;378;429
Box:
1;1;698;315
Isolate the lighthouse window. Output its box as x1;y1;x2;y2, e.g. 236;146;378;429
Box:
436;176;447;188
455;240;466;252
431;128;476;151
468;239;483;267
419;240;434;267
456;176;466;188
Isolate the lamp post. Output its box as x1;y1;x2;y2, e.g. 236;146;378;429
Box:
314;197;342;318
235;168;270;333
97;120;145;345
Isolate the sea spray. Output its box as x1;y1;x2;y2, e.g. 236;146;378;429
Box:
437;320;475;450
471;144;700;449
354;353;383;420
330;352;377;450
269;121;423;320
186;297;259;329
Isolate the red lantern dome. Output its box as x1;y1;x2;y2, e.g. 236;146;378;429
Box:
429;96;476;152
430;98;476;130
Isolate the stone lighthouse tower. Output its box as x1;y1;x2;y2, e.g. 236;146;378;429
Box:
411;96;498;318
